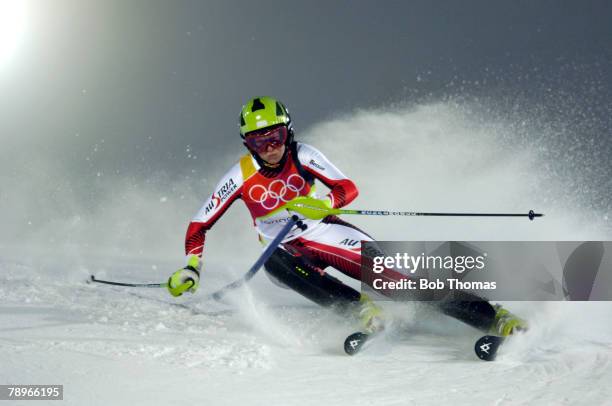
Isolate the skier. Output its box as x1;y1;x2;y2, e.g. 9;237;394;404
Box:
167;96;527;337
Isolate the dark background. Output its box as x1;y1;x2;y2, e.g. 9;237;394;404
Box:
2;0;611;177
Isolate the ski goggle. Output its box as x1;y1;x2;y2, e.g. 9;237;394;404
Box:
244;125;288;153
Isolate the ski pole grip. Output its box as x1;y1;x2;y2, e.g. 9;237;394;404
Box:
170;279;194;296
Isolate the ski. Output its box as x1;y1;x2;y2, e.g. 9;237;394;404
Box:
344;331;375;355
346;331;508;359
474;335;506;361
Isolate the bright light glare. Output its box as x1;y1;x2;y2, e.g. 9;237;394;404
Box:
0;0;27;66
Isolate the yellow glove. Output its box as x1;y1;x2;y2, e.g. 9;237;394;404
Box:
167;255;201;297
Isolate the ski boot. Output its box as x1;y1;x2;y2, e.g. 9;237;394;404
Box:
491;304;528;336
358;294;385;334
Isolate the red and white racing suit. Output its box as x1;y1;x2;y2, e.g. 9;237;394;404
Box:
184;143;505;332
185;142;373;281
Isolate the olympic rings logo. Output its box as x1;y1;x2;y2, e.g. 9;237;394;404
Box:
248;174;306;210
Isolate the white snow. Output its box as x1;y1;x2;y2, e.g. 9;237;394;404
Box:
2;258;612;406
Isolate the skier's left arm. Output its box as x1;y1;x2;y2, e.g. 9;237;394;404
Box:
297;143;358;208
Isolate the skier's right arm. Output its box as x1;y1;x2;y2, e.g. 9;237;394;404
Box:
168;164;243;297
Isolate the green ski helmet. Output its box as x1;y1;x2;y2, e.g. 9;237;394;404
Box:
239;96;293;141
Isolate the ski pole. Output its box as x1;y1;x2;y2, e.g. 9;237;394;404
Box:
283;199;543;221
89;275;169;288
207;214;305;301
335;209;542;219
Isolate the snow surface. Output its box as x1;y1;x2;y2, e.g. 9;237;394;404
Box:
2;103;612;405
2;261;612;406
